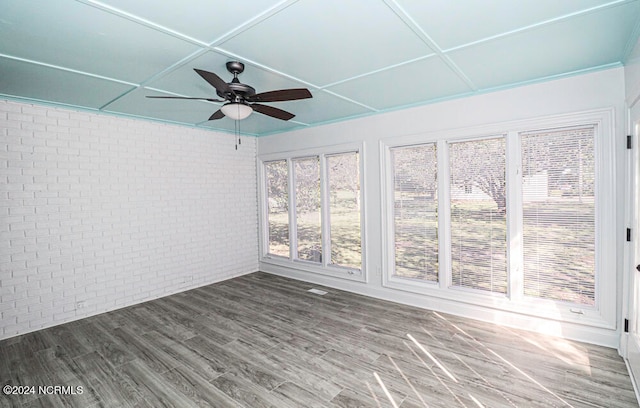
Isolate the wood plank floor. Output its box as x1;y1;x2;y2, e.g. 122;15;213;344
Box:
0;272;637;407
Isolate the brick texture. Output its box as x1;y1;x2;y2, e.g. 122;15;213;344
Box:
0;100;259;339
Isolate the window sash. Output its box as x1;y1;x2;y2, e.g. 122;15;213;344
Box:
390;144;439;282
326;152;362;270
520;126;596;306
448;137;508;294
264;160;290;258
293;157;322;263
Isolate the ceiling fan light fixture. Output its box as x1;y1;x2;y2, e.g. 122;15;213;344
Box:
221;102;252;120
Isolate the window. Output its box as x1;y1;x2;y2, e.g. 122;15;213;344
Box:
265;160;289;258
327;152;361;269
383;110;614;329
294;157;322;262
449;137;507;294
261;147;364;276
521;126;595;305
391;144;438;281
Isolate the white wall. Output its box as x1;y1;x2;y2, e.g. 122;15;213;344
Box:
0;100;259;340
258;67;627;348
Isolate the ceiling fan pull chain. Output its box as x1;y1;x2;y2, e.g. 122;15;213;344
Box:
235;118;241;150
237;109;242;148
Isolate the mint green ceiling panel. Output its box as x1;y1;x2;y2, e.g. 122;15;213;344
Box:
0;57;133;108
0;0;199;83
218;0;434;86
97;0;284;43
327;56;473;110
260;90;373;125
447;1;639;89
396;0;614;50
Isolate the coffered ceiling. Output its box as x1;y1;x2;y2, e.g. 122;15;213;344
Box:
1;0;639;136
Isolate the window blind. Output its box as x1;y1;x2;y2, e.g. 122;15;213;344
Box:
391;144;438;281
521;126;595;305
449;137;507;294
265;160;289;257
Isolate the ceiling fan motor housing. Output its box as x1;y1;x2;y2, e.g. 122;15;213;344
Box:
222;82;256;101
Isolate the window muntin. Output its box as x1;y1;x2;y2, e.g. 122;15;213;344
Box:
449;137;507;294
327;152;361;269
521;126;595;306
265;160;289;258
391;144;439;282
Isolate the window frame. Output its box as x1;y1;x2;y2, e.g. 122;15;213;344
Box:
381;109;615;330
258;142;366;282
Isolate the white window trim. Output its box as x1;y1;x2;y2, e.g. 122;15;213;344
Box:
381;108;616;330
258;142;367;282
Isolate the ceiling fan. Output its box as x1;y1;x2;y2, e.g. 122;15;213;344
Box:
147;61;312;121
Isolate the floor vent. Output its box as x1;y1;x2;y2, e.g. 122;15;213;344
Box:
307;288;328;295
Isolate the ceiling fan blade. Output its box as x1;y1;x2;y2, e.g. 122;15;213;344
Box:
209;110;225;120
194;68;233;96
251;103;295;121
146;96;224;102
248;88;312;103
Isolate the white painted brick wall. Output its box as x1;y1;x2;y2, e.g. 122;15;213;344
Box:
0;100;259;339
